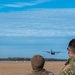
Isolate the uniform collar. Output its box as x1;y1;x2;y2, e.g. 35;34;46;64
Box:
65;56;75;65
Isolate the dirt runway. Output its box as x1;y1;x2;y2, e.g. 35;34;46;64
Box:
0;61;65;75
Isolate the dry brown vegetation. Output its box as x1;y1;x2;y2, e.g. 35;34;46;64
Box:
0;61;65;75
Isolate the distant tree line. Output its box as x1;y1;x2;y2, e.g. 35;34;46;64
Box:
0;57;31;61
0;57;67;61
45;58;67;61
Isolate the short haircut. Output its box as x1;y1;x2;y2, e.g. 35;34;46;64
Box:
68;39;75;54
31;55;45;70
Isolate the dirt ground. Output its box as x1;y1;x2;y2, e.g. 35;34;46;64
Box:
0;61;65;75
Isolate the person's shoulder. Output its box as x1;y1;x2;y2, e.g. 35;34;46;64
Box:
60;64;71;75
60;58;75;75
27;69;54;75
47;72;54;75
41;69;54;75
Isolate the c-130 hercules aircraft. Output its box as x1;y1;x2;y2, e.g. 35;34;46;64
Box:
44;49;61;55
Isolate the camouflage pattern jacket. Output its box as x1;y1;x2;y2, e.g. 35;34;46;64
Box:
60;56;75;75
27;69;54;75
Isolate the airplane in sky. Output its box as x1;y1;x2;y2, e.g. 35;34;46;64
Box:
44;49;61;55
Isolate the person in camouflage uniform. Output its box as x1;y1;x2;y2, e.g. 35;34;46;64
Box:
27;55;54;75
60;39;75;75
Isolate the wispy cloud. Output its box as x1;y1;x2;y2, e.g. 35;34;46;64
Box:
0;28;75;37
0;0;51;8
0;8;75;37
0;30;75;37
4;3;24;8
3;2;34;8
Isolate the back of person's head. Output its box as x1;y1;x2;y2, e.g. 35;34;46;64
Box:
31;55;45;70
68;39;75;54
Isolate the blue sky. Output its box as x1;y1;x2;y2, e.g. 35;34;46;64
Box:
0;0;75;59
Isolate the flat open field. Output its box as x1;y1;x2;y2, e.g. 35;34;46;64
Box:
0;61;66;75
